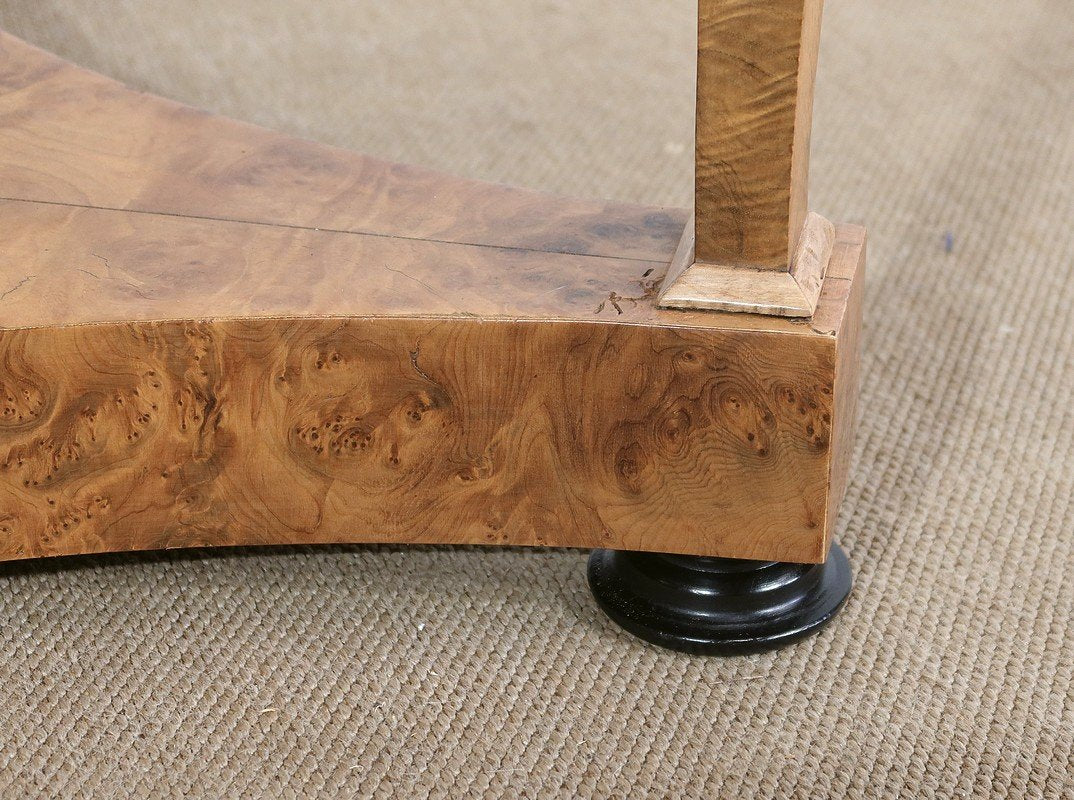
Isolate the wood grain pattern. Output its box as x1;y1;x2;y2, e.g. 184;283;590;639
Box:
0;199;683;331
660;211;834;316
0;32;684;264
694;0;824;269
825;227;866;532
0;30;865;563
0;315;846;563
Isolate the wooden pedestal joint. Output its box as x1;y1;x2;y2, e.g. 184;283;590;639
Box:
659;211;836;317
587;0;861;654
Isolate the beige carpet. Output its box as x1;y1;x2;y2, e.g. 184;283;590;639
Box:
0;1;1072;797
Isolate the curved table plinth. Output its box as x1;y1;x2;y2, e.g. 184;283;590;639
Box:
0;310;858;564
0;31;865;568
587;544;852;655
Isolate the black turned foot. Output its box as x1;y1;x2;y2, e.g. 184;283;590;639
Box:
587;544;852;656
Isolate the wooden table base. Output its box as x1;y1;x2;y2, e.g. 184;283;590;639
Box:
0;27;864;654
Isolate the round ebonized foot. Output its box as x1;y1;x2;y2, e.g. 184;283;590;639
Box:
587;544;852;656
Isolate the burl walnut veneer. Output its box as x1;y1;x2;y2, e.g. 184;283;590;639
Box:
0;0;863;654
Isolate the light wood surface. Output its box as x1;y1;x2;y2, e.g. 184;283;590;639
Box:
0;32;682;264
0;31;864;563
826;227;866;521
663;0;829;315
660;211;835;316
694;0;823;269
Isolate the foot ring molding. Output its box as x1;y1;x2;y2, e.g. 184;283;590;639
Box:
587;544;853;655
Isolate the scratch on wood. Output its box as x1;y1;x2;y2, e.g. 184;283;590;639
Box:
384;264;448;303
409;345;434;383
536;285;568;297
0;275;36;300
596;279;660;316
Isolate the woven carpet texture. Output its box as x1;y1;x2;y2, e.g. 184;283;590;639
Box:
0;1;1071;797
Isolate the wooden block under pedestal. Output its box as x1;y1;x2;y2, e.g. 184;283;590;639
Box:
0;31;864;563
0;206;863;563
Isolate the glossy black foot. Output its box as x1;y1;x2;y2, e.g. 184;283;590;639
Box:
587;544;852;655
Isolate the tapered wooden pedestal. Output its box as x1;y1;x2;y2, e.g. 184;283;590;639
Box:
0;32;863;653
